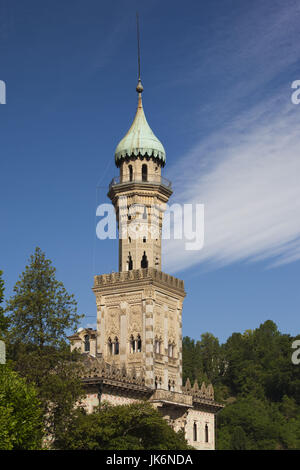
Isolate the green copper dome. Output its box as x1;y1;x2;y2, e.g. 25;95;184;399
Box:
114;80;166;166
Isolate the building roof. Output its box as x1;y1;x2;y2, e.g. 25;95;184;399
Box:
114;79;166;165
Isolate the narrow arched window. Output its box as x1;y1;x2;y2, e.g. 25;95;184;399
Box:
155;338;160;354
143;236;146;243
129;164;133;182
130;335;135;353
142;205;147;219
142;164;147;182
205;424;209;443
141;251;148;268
128;253;133;271
137;335;142;352
114;337;119;355
193;422;197;442
155;376;158;389
168;380;171;391
108;337;112;355
84;334;90;352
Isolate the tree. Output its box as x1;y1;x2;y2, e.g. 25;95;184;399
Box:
6;247;81;349
0;364;43;449
183;320;300;450
0;271;9;338
56;401;193;450
5;247;84;446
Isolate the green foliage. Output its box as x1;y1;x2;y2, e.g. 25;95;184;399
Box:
0;271;9;338
56;401;192;450
5;248;85;446
0;364;43;449
183;320;300;450
6;247;82;349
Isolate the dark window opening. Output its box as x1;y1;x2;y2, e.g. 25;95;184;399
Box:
142;164;148;182
141;251;148;268
114;337;119;355
108;337;112;355
129;165;133;182
84;334;90;352
128;253;133;270
137;335;142;352
193;422;197;442
130;335;135;353
205;424;209;443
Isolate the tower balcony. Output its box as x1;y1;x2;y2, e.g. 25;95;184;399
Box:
109;175;172;191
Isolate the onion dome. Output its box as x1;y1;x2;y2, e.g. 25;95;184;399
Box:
114;79;166;166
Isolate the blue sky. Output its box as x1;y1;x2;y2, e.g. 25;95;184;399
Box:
0;0;300;343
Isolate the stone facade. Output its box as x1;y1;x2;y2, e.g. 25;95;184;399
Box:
69;354;224;450
68;80;224;449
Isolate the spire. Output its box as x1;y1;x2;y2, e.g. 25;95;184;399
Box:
114;14;166;166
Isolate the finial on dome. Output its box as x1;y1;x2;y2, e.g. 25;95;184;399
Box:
136;12;143;95
136;78;143;94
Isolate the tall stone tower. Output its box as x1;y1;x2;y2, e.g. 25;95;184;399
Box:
93;78;186;392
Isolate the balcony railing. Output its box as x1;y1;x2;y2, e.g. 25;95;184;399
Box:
109;175;172;191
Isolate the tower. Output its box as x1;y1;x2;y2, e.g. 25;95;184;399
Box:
93;77;186;392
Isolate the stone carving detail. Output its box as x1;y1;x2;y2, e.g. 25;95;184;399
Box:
182;378;215;401
106;308;119;337
82;355;147;387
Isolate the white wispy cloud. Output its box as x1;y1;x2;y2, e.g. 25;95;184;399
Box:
163;87;300;273
161;2;300;274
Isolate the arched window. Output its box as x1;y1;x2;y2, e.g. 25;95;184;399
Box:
143;236;146;243
137;335;142;352
128;253;133;271
84;334;90;352
108;337;112;355
142;164;147;182
168;343;173;357
168;380;171;391
130;335;135;353
129;164;133;182
205;424;209;443
114;337;119;355
155;377;158;389
193;422;197;442
141;251;148;268
159;377;162;389
115;338;119;354
128;237;131;243
142;205;147;219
